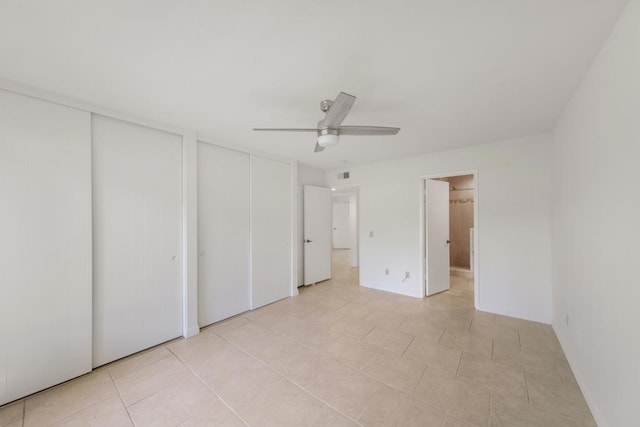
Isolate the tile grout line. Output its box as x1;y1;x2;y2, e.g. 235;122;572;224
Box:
491;339;495;360
164;344;251;427
523;370;532;405
215;320;423;425
27;377;121;427
401;335;416;357
215;325;394;425
106;368;136;426
215;327;365;425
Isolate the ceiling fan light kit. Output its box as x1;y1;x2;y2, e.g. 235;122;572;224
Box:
317;129;339;148
253;92;400;153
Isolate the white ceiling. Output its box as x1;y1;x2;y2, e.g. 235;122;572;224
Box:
0;0;628;169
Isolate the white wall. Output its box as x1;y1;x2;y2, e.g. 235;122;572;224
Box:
551;2;640;426
296;163;327;285
326;134;553;323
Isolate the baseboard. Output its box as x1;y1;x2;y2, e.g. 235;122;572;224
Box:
552;323;607;427
183;325;200;339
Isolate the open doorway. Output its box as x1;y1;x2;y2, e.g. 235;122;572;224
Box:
330;186;359;284
423;172;477;307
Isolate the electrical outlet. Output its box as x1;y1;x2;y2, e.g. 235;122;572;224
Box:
385;268;389;275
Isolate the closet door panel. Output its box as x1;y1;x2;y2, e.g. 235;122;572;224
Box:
250;156;292;309
0;90;92;404
92;115;182;367
197;142;250;326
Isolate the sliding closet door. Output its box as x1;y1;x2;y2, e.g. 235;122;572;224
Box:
0;91;92;405
251;155;292;309
198;142;250;326
92;115;182;367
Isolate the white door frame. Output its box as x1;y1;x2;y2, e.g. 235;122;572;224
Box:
420;170;479;307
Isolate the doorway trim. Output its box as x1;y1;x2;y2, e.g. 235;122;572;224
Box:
420;170;479;308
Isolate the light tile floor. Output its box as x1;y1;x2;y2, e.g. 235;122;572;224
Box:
0;250;595;426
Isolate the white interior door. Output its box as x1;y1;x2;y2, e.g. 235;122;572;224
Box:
304;185;332;285
251;156;292;308
0;91;92;405
198;142;250;327
332;202;351;249
426;179;451;296
92;115;183;367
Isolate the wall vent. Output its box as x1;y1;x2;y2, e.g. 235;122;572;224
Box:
337;171;350;180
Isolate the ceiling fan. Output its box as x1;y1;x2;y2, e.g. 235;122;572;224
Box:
253;92;400;152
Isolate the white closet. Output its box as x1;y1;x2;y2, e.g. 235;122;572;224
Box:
250;155;292;309
92;115;183;367
0;89;296;403
197;142;250;326
0;91;92;405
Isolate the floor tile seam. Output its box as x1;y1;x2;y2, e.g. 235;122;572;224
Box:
20;367;113;409
456;371;530;404
422;363;495;397
411;362;430;400
165;344;251;426
280;377;364;426
285;324;344;353
408;362;428;395
205;330;287;375
400;335;416;357
454;350;463;376
351;356;418;397
410;384;451;415
522;365;532;405
106;368;135;427
240;316;297;340
31;390;119;427
120;378;180;410
528;401;585;425
486;390;494;424
359;362;425;396
353;399;370;423
110;351;179;383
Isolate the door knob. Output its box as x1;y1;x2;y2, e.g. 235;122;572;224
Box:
305;239;313;243
446;240;451;244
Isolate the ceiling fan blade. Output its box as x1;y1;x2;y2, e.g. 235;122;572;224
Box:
253;128;318;132
338;126;401;136
314;142;325;153
320;92;356;128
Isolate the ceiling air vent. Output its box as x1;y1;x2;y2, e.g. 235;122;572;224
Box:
337;171;350;180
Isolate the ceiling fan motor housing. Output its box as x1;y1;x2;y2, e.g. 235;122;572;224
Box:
320;99;334;113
